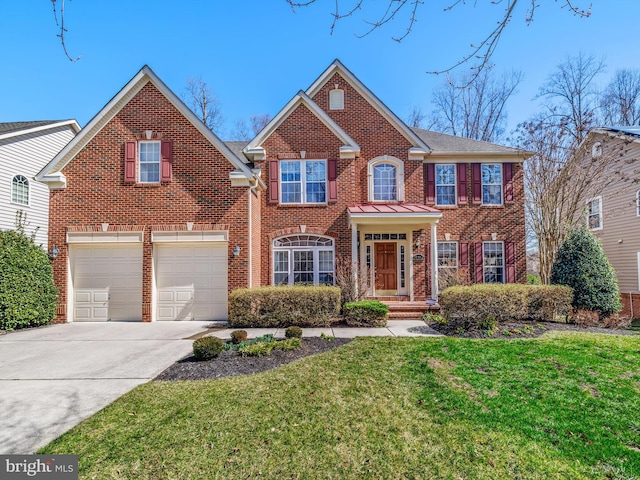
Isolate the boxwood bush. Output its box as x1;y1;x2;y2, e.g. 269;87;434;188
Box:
228;286;341;328
0;228;57;331
439;284;573;329
192;336;224;360
342;300;389;327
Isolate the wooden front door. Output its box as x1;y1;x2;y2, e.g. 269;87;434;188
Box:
375;243;397;293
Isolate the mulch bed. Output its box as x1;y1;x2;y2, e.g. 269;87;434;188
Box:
423;320;639;339
155;337;352;382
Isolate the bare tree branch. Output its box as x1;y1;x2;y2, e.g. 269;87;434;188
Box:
285;0;591;79
51;0;80;62
182;77;224;134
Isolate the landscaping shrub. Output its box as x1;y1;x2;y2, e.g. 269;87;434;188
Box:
228;286;341;328
342;300;388;327
439;284;574;329
526;285;573;322
274;337;301;351
230;330;248;344
423;312;447;325
285;326;303;339
192;336;224;361
238;341;275;357
0;223;57;331
551;226;621;317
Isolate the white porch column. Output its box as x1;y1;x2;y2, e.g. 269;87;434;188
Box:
430;222;439;300
351;222;358;294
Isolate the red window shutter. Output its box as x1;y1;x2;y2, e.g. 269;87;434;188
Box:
124;141;137;183
471;163;482;204
457;163;468;205
474;242;484;283
505;241;516;283
459;242;469;267
328;159;338;203
161;140;173;182
503;163;514;203
425;163;435;205
268;160;279;204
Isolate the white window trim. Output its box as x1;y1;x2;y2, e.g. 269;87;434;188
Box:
586;196;603;231
138;140;161;184
636;190;640;217
367;155;405;202
437;241;458;268
481;163;503;206
592;142;603;158
280;159;328;205
272;235;335;286
10;174;30;206
435;164;457;207
483;241;505;284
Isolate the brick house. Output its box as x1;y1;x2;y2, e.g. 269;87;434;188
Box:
38;60;529;323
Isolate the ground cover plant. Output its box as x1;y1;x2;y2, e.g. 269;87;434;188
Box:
41;332;640;479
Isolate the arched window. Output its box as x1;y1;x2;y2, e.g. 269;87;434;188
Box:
273;234;335;286
11;175;29;205
368;156;404;202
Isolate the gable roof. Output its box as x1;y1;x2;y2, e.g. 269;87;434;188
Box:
37;66;258;187
305;59;430;156
411;128;532;159
243;90;360;160
0;120;80;141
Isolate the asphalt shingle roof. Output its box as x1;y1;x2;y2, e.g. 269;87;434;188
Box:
0;121;65;136
410;127;523;154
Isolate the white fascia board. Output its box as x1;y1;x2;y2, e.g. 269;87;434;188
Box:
426;151;531;162
349;212;442;226
408;147;429;161
0;120;81;142
305;59;431;153
37;172;67;189
243;90;360;157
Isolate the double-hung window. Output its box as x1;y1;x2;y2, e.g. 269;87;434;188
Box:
138;141;161;183
437;241;458;268
483;242;504;283
280;160;327;204
11;175;29;205
273;235;335;286
373;163;397;201
482;164;502;205
435;164;456;205
587;196;602;230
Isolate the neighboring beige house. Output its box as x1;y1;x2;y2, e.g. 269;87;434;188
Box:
0;121;80;249
579;127;640;318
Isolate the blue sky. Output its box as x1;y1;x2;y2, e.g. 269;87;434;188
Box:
2;1;638;140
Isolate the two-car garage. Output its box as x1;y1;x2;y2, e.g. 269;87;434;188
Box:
67;230;228;322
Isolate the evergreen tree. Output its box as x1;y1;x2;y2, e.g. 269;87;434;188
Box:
550;226;621;317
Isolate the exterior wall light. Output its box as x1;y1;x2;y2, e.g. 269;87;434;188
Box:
49;245;60;260
233;245;242;257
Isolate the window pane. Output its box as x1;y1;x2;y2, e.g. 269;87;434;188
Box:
306;182;326;203
12;175;29;205
281;183;302;203
373;163;397;201
481;164;502;205
319;250;333;272
437;242;458;267
483;242;504;283
139;142;160;183
435;165;455;205
293;251;314;285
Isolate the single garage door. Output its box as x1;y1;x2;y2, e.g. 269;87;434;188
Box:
70;244;143;322
155;243;228;321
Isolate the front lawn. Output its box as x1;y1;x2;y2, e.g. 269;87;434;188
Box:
41;332;640;479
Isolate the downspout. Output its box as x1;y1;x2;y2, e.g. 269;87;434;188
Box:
248;178;259;288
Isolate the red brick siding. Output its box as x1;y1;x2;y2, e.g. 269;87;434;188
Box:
49;82;251;322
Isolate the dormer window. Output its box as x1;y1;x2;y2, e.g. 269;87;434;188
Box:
329;88;344;110
368;156;404;202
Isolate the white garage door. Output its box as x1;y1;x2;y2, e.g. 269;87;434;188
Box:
71;244;143;322
155;243;228;321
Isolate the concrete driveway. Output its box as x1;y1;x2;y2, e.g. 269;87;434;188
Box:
0;321;215;454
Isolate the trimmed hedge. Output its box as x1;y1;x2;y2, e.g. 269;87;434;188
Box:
0;229;57;331
229;286;341;328
343;300;389;327
193;336;224;361
440;284;573;329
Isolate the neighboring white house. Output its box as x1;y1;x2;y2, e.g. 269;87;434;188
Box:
0;121;80;249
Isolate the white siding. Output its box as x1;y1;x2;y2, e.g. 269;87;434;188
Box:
0;126;76;249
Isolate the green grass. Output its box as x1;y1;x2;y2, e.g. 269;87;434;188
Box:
40;332;640;479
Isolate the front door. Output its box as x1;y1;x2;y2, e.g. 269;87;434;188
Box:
375;242;397;294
